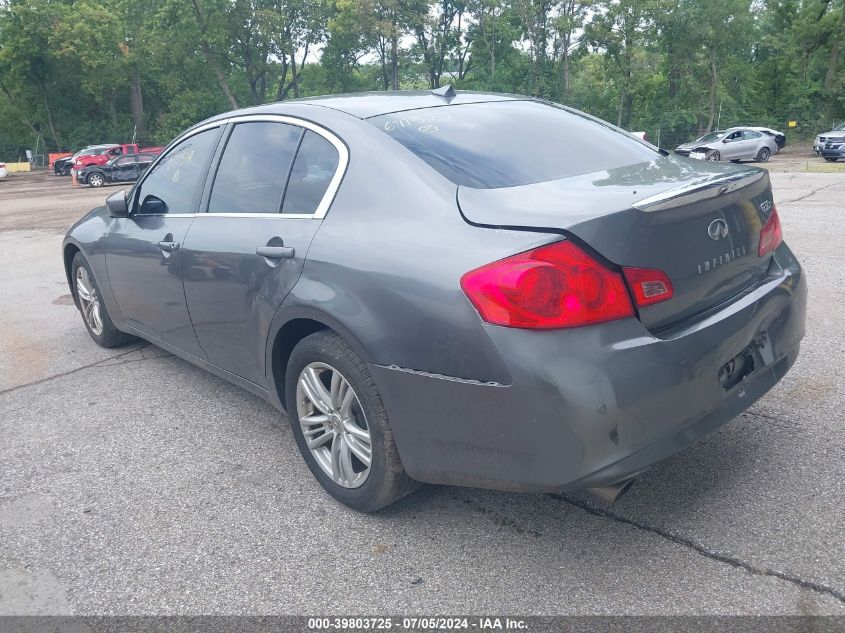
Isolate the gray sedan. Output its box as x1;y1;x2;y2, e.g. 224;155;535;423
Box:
675;127;779;162
63;91;806;511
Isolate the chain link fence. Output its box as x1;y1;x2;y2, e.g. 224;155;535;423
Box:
634;103;841;152
1;136;162;170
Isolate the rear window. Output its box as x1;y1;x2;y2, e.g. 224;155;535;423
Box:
368;100;658;188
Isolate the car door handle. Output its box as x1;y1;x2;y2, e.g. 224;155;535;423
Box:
256;246;295;259
157;240;180;252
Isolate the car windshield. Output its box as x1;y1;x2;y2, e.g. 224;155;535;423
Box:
696;131;725;142
368;100;658;188
833;122;845;131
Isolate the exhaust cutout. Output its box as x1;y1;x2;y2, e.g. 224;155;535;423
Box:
586;477;635;504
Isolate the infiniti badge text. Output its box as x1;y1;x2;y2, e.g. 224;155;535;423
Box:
697;245;747;275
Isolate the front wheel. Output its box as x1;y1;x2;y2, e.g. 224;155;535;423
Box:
71;253;136;348
707;150;721;162
88;173;105;187
756;147;771;162
285;331;419;512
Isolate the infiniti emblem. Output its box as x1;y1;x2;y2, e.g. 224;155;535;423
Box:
708;219;729;240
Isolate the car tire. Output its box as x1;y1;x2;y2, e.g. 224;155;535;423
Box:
707;150;720;162
88;173;104;187
285;330;419;512
71;252;137;348
756;147;771;162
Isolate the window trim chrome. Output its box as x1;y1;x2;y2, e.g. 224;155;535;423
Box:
129;122;226;217
132;114;349;220
203;114;348;219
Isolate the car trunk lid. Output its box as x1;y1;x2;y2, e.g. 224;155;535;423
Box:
457;157;776;330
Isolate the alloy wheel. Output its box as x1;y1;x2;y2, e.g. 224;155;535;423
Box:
75;266;104;336
296;362;372;488
89;174;104;187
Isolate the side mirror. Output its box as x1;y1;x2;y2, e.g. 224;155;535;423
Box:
139;195;168;215
106;190;129;218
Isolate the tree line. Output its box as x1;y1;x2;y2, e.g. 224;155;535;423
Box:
1;0;843;156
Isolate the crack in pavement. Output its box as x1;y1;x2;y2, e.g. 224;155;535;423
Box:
779;181;844;204
551;494;845;605
96;353;174;368
741;408;799;432
0;344;150;397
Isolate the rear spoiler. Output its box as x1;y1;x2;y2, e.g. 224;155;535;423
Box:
633;170;767;212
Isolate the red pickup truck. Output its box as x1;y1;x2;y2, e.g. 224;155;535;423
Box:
72;143;163;174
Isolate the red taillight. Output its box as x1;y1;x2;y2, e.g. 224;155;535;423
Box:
460;240;634;329
622;267;674;307
758;206;783;256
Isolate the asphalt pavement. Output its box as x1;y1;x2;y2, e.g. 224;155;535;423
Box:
0;168;843;615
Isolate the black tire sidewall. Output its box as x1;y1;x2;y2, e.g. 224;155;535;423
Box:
285;332;399;512
71;252;134;348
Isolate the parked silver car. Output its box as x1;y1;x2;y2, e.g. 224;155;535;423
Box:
675;128;779;163
748;126;786;151
813;122;845;155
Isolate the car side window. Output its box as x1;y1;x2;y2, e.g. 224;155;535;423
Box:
727;131;741;141
208;121;303;214
744;131;762;140
116;156;136;166
281;130;340;215
134;128;220;215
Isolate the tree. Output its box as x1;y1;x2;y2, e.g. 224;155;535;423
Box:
0;0;67;146
553;0;590;96
585;0;652;128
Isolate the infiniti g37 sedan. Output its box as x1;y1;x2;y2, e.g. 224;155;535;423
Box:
63;91;806;511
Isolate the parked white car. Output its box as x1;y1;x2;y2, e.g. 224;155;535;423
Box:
0;162;7;179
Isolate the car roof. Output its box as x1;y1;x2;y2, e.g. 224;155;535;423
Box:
203;90;527;123
298;90;525;118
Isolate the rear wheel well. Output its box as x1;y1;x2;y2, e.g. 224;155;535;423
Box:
272;318;331;410
64;244;81;296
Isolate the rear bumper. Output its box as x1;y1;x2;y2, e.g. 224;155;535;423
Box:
371;243;806;492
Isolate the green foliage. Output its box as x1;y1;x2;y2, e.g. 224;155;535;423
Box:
0;0;843;157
